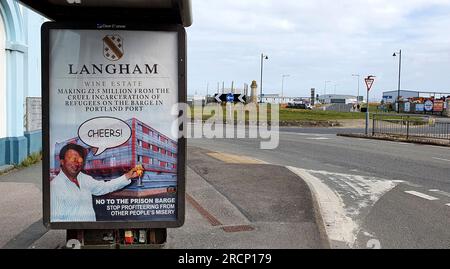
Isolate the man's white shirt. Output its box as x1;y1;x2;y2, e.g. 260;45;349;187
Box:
51;171;131;222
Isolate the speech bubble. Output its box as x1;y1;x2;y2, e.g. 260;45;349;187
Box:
78;117;132;156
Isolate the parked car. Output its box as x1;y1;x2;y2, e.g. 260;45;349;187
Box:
287;102;312;110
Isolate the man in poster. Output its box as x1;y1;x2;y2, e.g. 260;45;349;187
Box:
51;143;140;222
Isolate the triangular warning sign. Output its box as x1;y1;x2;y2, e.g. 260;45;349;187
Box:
365;78;375;91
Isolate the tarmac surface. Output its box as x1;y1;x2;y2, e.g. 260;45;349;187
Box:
189;128;450;248
0;147;325;249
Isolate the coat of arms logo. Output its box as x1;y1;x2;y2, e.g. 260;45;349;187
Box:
103;35;124;61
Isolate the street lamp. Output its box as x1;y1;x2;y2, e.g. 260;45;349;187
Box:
324;80;331;102
260;53;269;103
334;84;338;95
281;74;290;104
352;74;360;107
393;50;402;113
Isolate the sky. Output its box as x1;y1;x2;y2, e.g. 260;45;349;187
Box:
186;0;450;100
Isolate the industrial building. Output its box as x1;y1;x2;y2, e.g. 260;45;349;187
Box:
382;90;420;104
318;94;358;104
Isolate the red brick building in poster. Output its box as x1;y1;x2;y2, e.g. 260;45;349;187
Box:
52;118;177;193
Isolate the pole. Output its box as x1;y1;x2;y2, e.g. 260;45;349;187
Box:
397;50;402;113
260;54;264;103
372;114;376;136
357;77;360;106
206;82;209;104
281;75;289;104
366;88;369;135
353;74;360;107
324;80;331;98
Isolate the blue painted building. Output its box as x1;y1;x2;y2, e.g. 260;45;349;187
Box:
1;0;45;165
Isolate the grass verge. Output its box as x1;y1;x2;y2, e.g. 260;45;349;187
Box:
16;152;42;168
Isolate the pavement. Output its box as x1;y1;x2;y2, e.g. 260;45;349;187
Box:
0;147;327;249
0;163;48;249
338;133;450;147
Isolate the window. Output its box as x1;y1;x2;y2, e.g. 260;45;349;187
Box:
142;141;150;149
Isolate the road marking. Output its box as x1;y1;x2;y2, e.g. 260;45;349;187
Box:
399;181;423;188
207;152;268;164
404;191;439;201
446;204;450;207
428;189;450;198
286;166;357;248
385;141;410;145
432;157;450;162
288;167;402;248
306;137;330;140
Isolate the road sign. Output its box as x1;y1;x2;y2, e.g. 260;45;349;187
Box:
214;93;247;103
433;100;444;112
365;77;375;91
404;102;411;113
226;93;234;103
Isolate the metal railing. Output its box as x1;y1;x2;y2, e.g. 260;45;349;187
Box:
372;114;450;142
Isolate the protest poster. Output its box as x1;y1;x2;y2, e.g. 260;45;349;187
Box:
42;23;186;229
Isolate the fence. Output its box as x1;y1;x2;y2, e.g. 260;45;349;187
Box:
320;104;354;112
372;114;450;142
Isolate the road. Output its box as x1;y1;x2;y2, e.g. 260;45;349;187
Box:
188;127;450;248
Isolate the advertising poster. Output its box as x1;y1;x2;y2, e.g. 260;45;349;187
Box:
415;103;424;112
424;100;434;112
404;102;410;113
433;100;444;112
43;24;185;229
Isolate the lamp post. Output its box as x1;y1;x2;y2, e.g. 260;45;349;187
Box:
260;53;269;103
352;74;360;107
281;74;290;104
324;80;331;103
393;50;402;113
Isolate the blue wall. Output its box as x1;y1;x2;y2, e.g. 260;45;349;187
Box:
24;130;42;156
0;137;7;165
